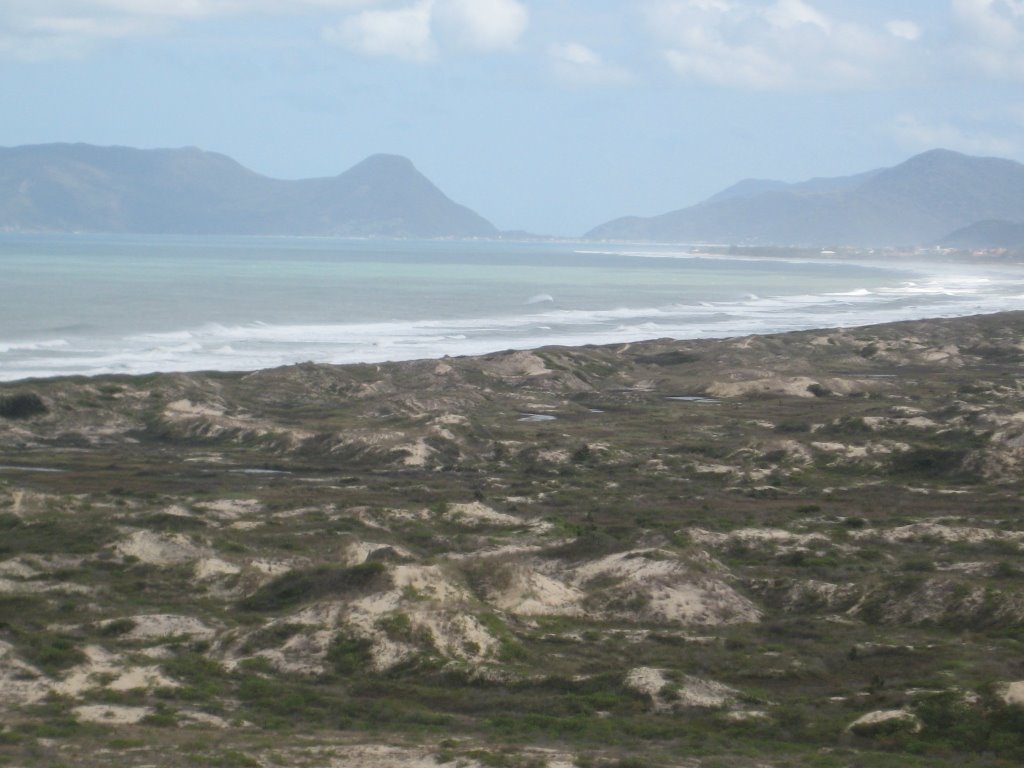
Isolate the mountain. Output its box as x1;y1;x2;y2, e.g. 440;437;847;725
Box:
0;143;498;237
940;219;1024;249
587;149;1024;247
702;178;790;205
701;168;881;206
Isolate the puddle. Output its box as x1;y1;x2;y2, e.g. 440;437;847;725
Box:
518;413;557;423
227;469;293;476
0;465;64;473
666;396;720;404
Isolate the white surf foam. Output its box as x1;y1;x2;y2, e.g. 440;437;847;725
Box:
3;248;1024;382
525;293;555;304
0;339;70;353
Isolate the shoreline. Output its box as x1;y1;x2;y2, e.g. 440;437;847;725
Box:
3;236;1024;383
2;307;1022;389
4;229;1023;259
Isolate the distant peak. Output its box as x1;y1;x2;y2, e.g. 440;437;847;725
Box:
915;148;964;157
353;153;416;170
902;148;970;165
888;147;1023;175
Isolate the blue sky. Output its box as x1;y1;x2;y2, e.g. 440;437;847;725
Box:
2;1;1023;235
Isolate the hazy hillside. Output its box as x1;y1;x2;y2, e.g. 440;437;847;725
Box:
940;219;1024;249
0;144;498;238
587;149;1024;247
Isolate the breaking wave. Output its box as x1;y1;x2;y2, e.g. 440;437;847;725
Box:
2;240;1023;381
525;293;555;304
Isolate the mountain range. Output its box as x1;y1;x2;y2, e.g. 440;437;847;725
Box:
587;149;1024;247
0;143;497;238
3;143;1024;246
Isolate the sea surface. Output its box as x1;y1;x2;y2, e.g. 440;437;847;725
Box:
1;235;1022;381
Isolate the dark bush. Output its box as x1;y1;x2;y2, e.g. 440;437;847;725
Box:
571;444;592;463
992;561;1021;579
914;689;1024;760
774;419;811;434
327;633;374;675
239;623;304;653
964;344;1023;362
97;618;137;637
0;392;47;419
21;632;86;675
822;416;873;436
238;562;389;612
635;350;700;366
889;447;970;480
136;512;207;531
542;530;624;561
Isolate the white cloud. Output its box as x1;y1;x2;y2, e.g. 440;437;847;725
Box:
953;0;1023;46
324;0;529;61
892;113;1020;156
324;1;436;61
663;39;793;89
0;0;529;61
886;19;922;41
552;42;599;68
434;0;528;51
548;42;630;86
645;0;914;90
0;0;377;59
2;0;374;24
764;0;829;32
0;5;165;59
952;0;1024;78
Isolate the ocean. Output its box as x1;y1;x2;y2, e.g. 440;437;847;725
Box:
1;234;1022;382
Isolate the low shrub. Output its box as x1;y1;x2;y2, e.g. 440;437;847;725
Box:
889;448;972;481
238;562;388;612
0;392;47;419
542;530;625;561
635;351;701;366
20;632;86;675
326;633;373;675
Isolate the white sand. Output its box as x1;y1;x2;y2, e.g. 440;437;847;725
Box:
73;704;153;725
114;530;208;566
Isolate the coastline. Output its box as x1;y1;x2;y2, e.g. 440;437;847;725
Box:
1;303;1022;387
3;235;1024;382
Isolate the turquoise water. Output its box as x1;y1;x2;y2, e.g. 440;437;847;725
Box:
0;235;1020;380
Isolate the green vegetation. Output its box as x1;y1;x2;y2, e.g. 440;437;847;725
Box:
0;392;47;420
238;562;389;612
1;311;1024;766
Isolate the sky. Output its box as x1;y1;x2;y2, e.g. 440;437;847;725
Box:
2;0;1023;236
